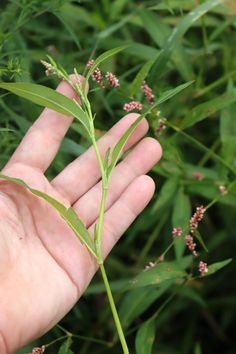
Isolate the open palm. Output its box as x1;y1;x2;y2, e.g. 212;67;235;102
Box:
0;78;162;354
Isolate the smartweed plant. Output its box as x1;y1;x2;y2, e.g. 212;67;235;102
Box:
0;47;233;353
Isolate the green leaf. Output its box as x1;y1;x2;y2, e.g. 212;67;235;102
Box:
135;319;156;354
152;81;194;108
85;45;129;82
172;188;191;260
0;174;97;259
150;0;223;81
58;337;73;354
119;282;171;328
130;261;187;288
181;90;236;129
220;80;236;167
151;176;179;213
0;82;90;131
107;114;144;176
205;258;232;277
139;9;194;81
130;60;154;97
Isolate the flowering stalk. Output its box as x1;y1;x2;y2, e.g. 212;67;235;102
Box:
41;57;129;353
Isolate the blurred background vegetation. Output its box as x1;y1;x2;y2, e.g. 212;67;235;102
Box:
0;0;236;353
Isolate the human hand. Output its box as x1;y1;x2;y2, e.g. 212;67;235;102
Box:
0;77;162;353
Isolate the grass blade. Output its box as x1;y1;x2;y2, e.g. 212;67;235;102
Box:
150;0;223;81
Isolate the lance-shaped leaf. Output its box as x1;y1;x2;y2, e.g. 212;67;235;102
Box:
150;0;223;81
205;258;232;277
152;81;194;108
135;319;156;354
181;90;236;129
130;261;187;288
0;174;97;259
130;60;154;97
58;337;73;354
0;82;90;131
107;114;144;177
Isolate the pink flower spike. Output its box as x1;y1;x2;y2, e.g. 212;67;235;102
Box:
123;101;143;112
198;261;208;277
172;227;182;237
185;234;198;256
190;205;206;234
155;118;166;137
86;59;95;68
28;346;46;354
141;80;154;104
105;72;120;88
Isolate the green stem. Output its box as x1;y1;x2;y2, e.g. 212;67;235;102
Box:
100;263;129;354
96;184;108;262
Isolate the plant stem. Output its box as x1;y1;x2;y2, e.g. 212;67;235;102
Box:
96;185;108;262
100;263;130;354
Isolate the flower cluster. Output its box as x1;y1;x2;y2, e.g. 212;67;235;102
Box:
41;60;62;78
86;59;94;68
141;80;154;104
86;59;119;89
105;72;120;88
155;117;167;137
92;67;104;87
123;101;143;112
28;346;45;354
190;205;206;234
172;205;208;276
185;234;197;257
172;227;182;238
198;261;208;277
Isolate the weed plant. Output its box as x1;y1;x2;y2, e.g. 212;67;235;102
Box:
0;1;236;354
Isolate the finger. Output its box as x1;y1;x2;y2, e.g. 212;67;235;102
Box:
73;137;161;227
86;175;155;278
52;113;149;204
5;75;84;172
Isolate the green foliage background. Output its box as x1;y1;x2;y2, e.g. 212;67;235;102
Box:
0;0;236;353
